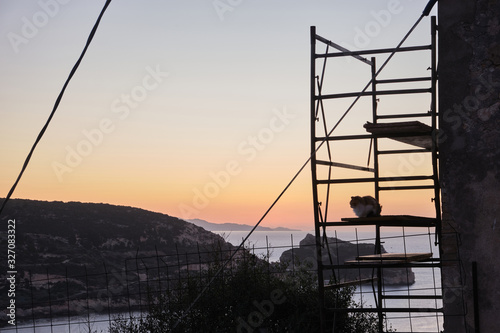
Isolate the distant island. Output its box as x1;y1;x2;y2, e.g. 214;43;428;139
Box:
187;218;300;232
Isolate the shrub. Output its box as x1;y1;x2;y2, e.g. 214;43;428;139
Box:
110;248;383;333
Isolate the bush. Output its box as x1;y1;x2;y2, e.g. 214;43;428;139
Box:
109;247;383;333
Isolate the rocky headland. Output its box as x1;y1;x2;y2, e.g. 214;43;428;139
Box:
280;233;415;285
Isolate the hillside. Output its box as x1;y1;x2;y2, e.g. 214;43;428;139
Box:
0;199;238;318
0;199;233;272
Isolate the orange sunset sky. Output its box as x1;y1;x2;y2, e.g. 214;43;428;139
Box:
0;1;437;230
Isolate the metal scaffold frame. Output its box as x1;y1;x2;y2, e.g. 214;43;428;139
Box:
310;16;444;333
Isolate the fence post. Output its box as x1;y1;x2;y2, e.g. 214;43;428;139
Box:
125;258;132;318
29;271;35;330
291;234;295;274
134;249;143;316
103;262;112;330
84;265;90;330
46;268;54;332
65;267;71;330
155;245;162;295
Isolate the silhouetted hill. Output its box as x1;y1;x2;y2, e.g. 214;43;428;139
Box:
0;199;232;273
0;199;238;318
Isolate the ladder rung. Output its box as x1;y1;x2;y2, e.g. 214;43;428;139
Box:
375;77;431;85
315;43;432;58
379;175;434;181
317;177;374;184
379;185;435;191
376;112;432;119
316;160;375;172
382;295;442;300
315;35;372;65
318;88;431;100
315;134;372;142
378;148;431;154
326;307;443;313
317;175;435;185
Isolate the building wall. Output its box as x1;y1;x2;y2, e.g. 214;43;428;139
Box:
438;0;500;332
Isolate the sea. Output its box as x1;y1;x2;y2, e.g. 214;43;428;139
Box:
2;228;443;332
220;228;444;332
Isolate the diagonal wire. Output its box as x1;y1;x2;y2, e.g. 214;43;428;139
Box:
174;4;435;326
321;14;426;143
0;0;435;327
0;0;113;217
173;149;310;328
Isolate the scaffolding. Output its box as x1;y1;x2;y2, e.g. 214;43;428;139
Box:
310;16;443;332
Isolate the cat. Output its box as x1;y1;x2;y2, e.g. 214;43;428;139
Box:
350;195;382;217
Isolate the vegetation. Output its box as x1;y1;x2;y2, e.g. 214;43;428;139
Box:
0;199;235;318
109;247;384;333
0;199;390;331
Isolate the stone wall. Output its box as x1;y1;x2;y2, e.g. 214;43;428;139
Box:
438;0;500;332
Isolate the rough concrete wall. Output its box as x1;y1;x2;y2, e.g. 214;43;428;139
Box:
438;0;500;332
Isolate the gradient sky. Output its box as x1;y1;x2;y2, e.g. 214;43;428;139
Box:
0;1;437;230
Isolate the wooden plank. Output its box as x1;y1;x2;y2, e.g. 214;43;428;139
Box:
390;136;432;149
345;259;411;265
364;121;432;134
353;252;433;263
326;307;443;313
325;262;441;269
341;214;433;220
325;277;376;289
340;215;436;227
363;121;434;149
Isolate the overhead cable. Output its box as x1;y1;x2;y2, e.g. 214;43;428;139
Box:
0;0;113;217
174;0;438;324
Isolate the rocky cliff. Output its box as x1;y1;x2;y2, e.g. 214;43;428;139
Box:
280;234;415;285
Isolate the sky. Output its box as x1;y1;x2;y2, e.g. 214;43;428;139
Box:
0;0;437;230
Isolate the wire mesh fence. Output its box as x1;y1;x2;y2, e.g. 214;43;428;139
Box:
0;231;456;332
0;240;319;332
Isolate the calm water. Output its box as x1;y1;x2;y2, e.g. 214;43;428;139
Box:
218;228;443;332
3;228;443;332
